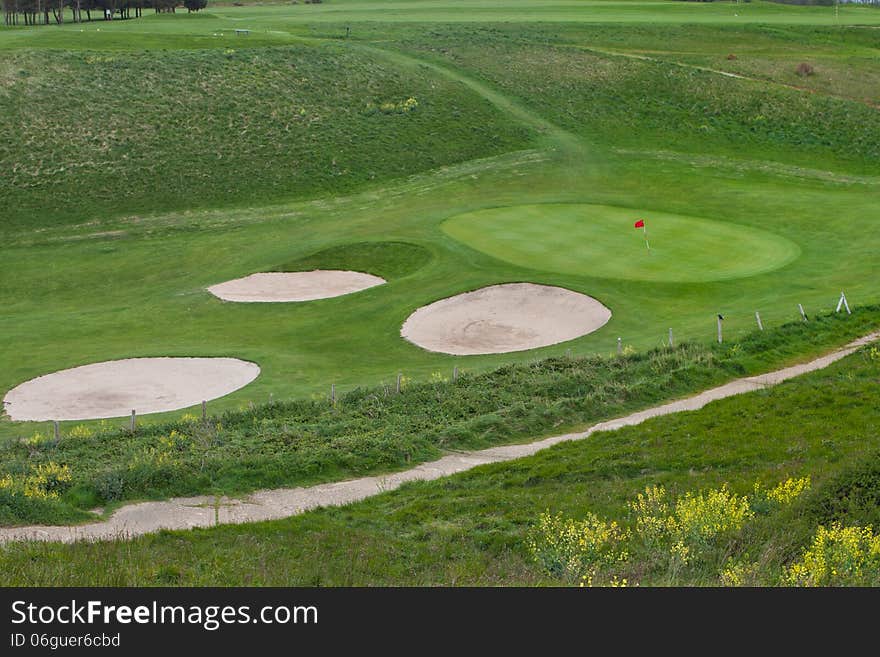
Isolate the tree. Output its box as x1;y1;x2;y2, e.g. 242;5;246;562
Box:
183;0;205;11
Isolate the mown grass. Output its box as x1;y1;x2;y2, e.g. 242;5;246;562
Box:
0;306;877;526
274;241;433;281
2;329;877;585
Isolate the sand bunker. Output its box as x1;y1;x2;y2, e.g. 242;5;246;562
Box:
207;270;386;303
3;358;260;421
401;283;611;355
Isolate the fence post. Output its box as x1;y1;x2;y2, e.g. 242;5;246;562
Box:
668;328;674;348
201;400;207;421
755;311;763;331
453;366;458;382
130;409;136;432
798;303;808;322
53;421;60;441
617;337;622;355
331;384;336;406
396;373;402;394
717;315;723;344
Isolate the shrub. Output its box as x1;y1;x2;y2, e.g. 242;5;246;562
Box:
753;476;811;511
784;523;880;586
67;425;94;440
527;510;628;583
0;462;72;500
629;484;753;564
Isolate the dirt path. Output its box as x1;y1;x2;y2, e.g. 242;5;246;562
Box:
2;331;877;545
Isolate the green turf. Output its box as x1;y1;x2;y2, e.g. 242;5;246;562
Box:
443;203;801;283
274;241;433;281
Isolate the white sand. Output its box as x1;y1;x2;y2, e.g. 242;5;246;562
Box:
401;283;611;355
207;270;386;302
3;358;260;421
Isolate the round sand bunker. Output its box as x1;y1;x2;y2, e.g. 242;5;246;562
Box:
207;270;386;303
3;358;260;421
401;283;611;356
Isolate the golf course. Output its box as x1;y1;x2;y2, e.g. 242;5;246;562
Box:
1;0;879;587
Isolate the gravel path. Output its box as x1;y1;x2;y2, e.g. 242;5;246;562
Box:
2;331;877;544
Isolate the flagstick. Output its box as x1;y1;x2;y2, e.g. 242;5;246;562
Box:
643;223;650;250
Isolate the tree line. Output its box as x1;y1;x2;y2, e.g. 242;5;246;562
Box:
3;0;207;26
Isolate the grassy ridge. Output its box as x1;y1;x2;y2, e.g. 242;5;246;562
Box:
2;327;878;585
393;26;880;173
0;44;532;231
1;307;877;526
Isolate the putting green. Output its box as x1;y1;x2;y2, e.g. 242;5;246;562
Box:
443;203;801;283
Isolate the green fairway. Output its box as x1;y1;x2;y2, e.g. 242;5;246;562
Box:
443;203;801;283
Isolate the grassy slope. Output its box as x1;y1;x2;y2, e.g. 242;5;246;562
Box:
0;307;877;525
0;43;532;231
3;331;877;585
391;24;880;173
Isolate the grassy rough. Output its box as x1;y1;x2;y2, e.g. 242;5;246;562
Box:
0;45;532;231
0;306;877;526
2;329;878;585
396;26;880;172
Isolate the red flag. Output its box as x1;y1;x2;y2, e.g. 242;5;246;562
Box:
634;219;645;228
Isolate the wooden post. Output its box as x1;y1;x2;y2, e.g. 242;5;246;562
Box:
717;315;723;344
453;366;458;382
53;421;60;441
798;303;808;322
201;400;207;421
755;311;763;331
396;373;402;394
331;384;336;406
668;328;674;348
617;337;622;355
130;409;136;432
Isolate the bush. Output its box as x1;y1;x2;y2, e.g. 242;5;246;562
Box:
784;523;880;586
527;511;628;584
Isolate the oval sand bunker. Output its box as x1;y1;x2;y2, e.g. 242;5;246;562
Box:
401;283;611;356
3;358;260;421
208;271;386;303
